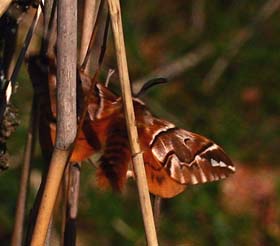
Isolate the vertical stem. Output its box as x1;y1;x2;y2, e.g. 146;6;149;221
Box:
87;2;109;72
2;13;18;79
79;0;101;71
41;0;57;56
63;162;81;246
30;0;77;244
61;164;69;245
107;1;158;245
56;0;77;148
30;150;70;245
0;5;42;123
0;0;12;17
153;196;162;232
11;97;38;246
80;0;106;71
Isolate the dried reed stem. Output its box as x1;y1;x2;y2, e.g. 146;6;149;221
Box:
30;150;70;245
30;0;77;244
41;0;57;57
0;0;12;17
0;4;42;123
107;0;158;245
79;0;101;70
153;196;162;232
11;97;38;246
63;162;81;246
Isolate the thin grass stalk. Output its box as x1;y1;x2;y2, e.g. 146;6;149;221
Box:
79;0;101;70
24;2;57;244
0;0;12;17
80;0;105;71
41;0;57;56
85;2;109;73
30;149;70;245
11;96;38;246
60;162;70;245
107;0;158;245
63;162;81;246
153;196;162;233
0;4;42;123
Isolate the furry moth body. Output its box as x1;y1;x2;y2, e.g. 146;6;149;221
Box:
27;55;235;198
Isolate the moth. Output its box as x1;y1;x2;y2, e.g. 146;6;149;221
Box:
27;55;235;198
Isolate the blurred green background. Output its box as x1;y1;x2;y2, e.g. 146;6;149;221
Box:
1;0;280;245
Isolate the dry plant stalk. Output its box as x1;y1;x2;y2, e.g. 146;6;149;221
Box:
153;196;162;232
107;0;158;245
62;0;107;242
1;4;42;123
63;162;81;245
30;0;77;244
61;163;70;245
87;2;109;73
11;97;38;246
59;0;97;242
30;150;70;245
42;0;57;57
79;0;101;69
0;0;12;17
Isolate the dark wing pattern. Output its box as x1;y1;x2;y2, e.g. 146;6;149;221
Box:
28;56;235;198
135;101;235;198
152;128;235;183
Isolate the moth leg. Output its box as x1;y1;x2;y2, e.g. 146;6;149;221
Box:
105;68;115;87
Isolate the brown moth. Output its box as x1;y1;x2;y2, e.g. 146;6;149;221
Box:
27;55;235;198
